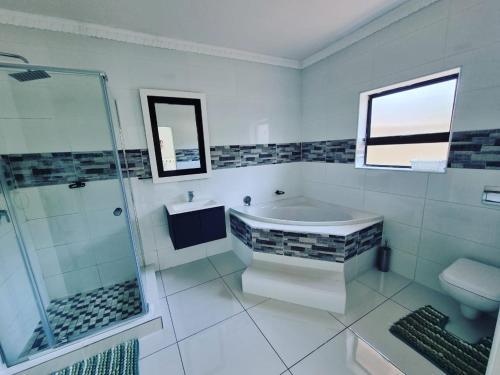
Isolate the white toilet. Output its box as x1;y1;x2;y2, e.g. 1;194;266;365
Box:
439;258;500;320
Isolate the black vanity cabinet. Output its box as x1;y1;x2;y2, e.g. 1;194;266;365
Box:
166;205;227;250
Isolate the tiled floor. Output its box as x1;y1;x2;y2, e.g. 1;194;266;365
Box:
139;251;497;375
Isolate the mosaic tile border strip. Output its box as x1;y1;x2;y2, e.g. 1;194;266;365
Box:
210;142;301;170
303;128;500;169
175;148;200;162
2;128;498;188
448;129;500;169
230;213;382;263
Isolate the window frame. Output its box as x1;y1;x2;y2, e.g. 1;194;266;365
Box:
356;68;460;171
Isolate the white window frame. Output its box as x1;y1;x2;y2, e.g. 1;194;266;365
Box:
355;67;461;172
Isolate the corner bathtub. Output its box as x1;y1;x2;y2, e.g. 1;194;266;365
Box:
229;197;384;275
230;197;382;235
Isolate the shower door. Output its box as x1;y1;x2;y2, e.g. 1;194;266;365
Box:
0;63;144;367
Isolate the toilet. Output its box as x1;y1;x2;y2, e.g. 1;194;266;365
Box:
439;258;500;320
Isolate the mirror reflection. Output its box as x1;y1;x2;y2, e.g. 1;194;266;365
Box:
155;103;201;171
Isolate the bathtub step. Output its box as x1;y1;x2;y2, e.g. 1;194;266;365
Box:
242;260;346;314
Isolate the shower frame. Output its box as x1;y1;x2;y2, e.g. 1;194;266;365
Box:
0;61;147;367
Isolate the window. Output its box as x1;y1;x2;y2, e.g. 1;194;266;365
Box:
356;69;460;171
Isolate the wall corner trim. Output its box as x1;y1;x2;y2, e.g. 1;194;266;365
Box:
300;0;441;68
0;8;301;69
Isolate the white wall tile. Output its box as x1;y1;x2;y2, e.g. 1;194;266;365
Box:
414;258;446;292
419;229;500;267
364;170;429;198
324;163;365;189
364;191;424;227
390;249;417;279
382;220;421;255
423;200;500;247
427;168;500;207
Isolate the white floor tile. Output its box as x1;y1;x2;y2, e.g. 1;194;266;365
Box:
139;299;177;358
351;300;444;375
331;281;387;326
139;344;184;375
160;258;219;295
179;313;286;375
209;251;246;276
357;269;411;298
391;282;497;343
248;299;345;366
290;329;403;375
168;278;244;340
223;270;268;309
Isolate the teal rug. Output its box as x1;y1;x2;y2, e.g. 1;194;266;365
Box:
390;305;492;375
51;339;139;375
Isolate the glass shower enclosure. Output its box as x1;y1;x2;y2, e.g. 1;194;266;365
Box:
0;63;145;367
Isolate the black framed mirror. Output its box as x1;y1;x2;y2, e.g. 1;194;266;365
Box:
140;89;211;183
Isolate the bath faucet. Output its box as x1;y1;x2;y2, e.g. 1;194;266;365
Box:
188;191;194;202
243;196;251;206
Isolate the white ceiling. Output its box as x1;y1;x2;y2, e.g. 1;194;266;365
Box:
0;0;407;60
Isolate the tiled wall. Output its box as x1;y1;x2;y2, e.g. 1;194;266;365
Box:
3;128;499;191
11;180;138;300
230;214;383;264
0;192;41;362
300;0;500;292
0;21;302;269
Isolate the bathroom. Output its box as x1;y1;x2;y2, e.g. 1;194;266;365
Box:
0;0;499;374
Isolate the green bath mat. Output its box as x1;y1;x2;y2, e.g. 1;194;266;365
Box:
51;339;139;375
389;305;492;375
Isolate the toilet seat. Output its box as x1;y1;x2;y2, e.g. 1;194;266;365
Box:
440;258;500;302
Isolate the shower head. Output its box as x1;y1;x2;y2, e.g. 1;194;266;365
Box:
0;51;51;82
8;70;51;82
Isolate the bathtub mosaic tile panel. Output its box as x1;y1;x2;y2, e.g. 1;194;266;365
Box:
210;145;241;170
325;139;356;164
344;222;383;261
301;141;326;162
252;228;284;255
240;144;277;167
283;231;345;262
448;129;500;169
21;279;142;357
175;148;200;162
230;214;252;248
277;142;302;163
231;214;383;263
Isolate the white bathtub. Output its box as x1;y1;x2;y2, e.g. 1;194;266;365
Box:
230;197;384;313
230;197;381;228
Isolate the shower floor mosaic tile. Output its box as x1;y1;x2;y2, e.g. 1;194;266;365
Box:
21;279;142;358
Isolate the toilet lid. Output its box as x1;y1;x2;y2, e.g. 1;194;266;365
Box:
441;258;500;301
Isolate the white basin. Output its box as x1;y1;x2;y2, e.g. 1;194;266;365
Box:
165;199;223;215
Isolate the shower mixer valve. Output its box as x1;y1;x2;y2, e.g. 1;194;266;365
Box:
0;209;10;223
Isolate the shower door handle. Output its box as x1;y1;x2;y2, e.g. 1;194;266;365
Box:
0;209;10;223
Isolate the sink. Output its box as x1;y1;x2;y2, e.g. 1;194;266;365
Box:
165;199;223;215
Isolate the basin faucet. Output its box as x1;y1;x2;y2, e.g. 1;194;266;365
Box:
188;191;194;202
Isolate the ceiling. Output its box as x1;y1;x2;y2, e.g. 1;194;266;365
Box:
0;0;407;61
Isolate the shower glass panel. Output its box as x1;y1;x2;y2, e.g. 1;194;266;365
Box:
0;64;144;367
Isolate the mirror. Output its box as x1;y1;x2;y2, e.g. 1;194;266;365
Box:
140;89;211;183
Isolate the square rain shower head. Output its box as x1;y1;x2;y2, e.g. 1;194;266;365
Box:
9;70;51;82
